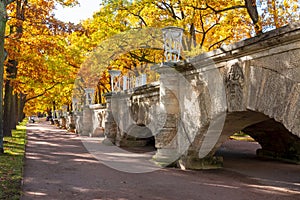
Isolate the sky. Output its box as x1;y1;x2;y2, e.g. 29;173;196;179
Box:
53;0;101;24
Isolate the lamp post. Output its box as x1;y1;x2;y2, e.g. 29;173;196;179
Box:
162;26;184;63
108;70;121;92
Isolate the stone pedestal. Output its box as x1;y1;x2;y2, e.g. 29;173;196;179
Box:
179;152;223;170
54;119;59;126
152;148;180;167
74;112;83;134
59;117;66;129
103;93;118;144
152;65;181;166
66;114;76;132
81;106;93;136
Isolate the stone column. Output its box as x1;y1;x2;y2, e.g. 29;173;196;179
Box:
74;111;83;135
81;106;93;136
152;65;181;167
114;93;133;146
59;117;67;129
103;93;118;145
66;113;76;132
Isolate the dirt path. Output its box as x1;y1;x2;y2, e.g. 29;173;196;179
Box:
21;120;300;200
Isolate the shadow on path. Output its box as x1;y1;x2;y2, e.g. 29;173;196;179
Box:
21;120;300;200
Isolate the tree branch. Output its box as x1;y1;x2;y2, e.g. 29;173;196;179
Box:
189;3;245;13
128;51;154;64
119;5;148;27
209;36;230;50
155;1;181;20
25;82;61;102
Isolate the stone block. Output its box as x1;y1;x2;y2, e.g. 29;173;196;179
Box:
152;148;180;167
155;128;177;149
91;127;104;137
178;156;223;170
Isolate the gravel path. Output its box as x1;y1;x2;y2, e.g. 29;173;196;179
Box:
21;120;300;200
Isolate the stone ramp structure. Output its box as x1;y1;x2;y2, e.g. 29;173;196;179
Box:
83;22;300;169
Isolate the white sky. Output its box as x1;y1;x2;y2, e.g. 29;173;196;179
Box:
53;0;101;24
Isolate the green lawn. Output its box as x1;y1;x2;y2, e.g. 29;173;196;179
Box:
0;121;27;200
230;131;255;142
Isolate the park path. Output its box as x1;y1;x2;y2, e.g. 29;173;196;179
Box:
21;120;300;200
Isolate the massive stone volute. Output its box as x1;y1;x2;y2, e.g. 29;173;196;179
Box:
76;22;300;169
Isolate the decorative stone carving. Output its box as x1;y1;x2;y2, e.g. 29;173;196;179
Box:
225;63;245;111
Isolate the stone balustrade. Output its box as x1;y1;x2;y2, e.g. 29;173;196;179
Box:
102;22;300;169
74;104;106;137
71;22;300;169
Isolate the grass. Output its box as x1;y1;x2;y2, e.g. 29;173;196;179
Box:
0;120;27;200
229;131;256;142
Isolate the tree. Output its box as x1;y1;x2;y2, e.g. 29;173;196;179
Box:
5;0;81;116
0;0;17;154
0;0;79;153
69;0;300;100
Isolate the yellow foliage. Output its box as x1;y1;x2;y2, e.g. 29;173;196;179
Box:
3;0;300;114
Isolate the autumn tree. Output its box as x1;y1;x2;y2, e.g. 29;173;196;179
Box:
0;0;17;154
0;0;79;153
258;0;300;32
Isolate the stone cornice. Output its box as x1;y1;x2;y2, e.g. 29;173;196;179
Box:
189;22;300;69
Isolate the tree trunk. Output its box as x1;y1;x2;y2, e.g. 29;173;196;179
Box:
53;101;56;118
3;76;12;136
17;93;26;123
245;0;261;34
11;93;17;129
0;1;9;154
10;61;17;129
3;60;17;136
